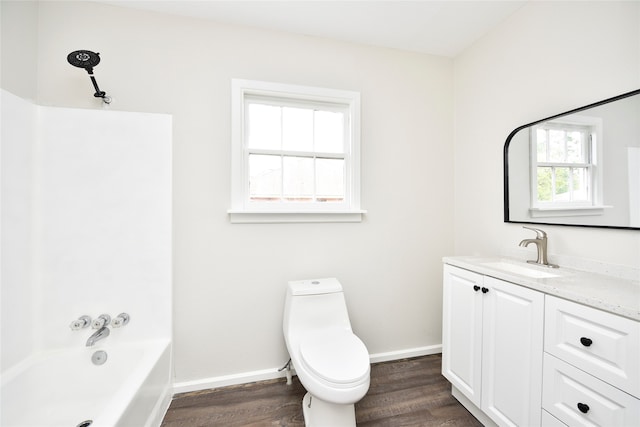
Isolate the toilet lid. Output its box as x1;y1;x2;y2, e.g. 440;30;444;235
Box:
299;330;370;385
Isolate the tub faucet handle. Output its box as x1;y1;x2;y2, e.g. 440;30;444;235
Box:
91;314;111;329
70;315;92;330
111;313;130;328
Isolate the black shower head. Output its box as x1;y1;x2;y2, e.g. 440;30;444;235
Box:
67;50;101;73
67;50;110;103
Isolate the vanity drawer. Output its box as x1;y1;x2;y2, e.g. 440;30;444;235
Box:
544;295;640;396
543;354;640;427
542;409;567;427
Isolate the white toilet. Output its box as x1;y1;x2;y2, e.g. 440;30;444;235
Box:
283;278;370;427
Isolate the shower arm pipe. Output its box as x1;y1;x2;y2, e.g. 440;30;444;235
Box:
86;69;107;99
89;75;105;98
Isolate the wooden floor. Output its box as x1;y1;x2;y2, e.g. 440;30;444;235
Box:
161;354;482;426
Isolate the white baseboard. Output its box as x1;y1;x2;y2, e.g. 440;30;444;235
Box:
369;344;442;363
172;367;289;395
172;344;442;395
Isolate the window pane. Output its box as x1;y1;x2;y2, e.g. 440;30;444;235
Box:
316;158;344;202
572;168;589;201
249;154;281;201
554;167;570;201
548;130;566;162
247;104;281;150
536;129;547;162
283;156;313;201
283;107;313;152
314;111;345;153
537;167;552;202
566;131;585;163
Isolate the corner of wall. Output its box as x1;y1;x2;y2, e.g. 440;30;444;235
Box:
0;0;38;101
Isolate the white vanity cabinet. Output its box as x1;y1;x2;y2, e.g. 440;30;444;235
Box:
442;257;640;427
442;264;544;427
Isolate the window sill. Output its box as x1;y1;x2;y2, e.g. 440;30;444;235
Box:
529;205;612;218
228;210;366;224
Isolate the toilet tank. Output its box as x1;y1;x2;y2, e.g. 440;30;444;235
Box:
288;278;343;296
283;278;353;341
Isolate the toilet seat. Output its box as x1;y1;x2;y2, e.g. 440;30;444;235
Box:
299;330;370;387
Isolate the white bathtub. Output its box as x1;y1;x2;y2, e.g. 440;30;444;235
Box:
1;339;171;427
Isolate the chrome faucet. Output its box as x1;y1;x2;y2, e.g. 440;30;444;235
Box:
86;326;110;347
518;226;559;268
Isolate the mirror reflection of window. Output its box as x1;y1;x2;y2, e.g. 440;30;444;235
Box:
530;116;603;210
504;88;639;230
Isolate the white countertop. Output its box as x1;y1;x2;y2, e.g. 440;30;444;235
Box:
443;256;640;321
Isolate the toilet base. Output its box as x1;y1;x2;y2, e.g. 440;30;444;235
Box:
302;392;356;427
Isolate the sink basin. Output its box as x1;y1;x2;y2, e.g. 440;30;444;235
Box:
481;261;560;279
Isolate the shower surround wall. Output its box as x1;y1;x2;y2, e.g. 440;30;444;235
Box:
36;103;172;350
1;88;172;372
1;90;38;371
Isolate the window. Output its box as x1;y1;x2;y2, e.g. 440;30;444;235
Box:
529;116;605;217
229;79;364;223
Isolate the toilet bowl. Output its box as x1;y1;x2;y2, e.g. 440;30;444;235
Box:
283;278;370;426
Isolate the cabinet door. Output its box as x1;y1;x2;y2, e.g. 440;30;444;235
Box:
481;276;544;427
442;265;484;406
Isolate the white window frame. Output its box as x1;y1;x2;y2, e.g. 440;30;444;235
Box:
229;79;365;223
529;115;610;218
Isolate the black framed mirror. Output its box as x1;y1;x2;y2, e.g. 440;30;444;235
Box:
504;89;640;230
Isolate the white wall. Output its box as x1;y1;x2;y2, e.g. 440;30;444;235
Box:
0;1;38;101
454;1;640;266
34;1;454;385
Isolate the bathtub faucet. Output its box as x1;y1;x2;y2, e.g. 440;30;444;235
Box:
86;326;110;347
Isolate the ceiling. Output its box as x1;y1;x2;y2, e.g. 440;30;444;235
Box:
95;1;528;57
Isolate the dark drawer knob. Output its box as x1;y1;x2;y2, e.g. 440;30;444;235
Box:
473;285;480;292
580;337;593;347
481;287;489;294
577;402;590;413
